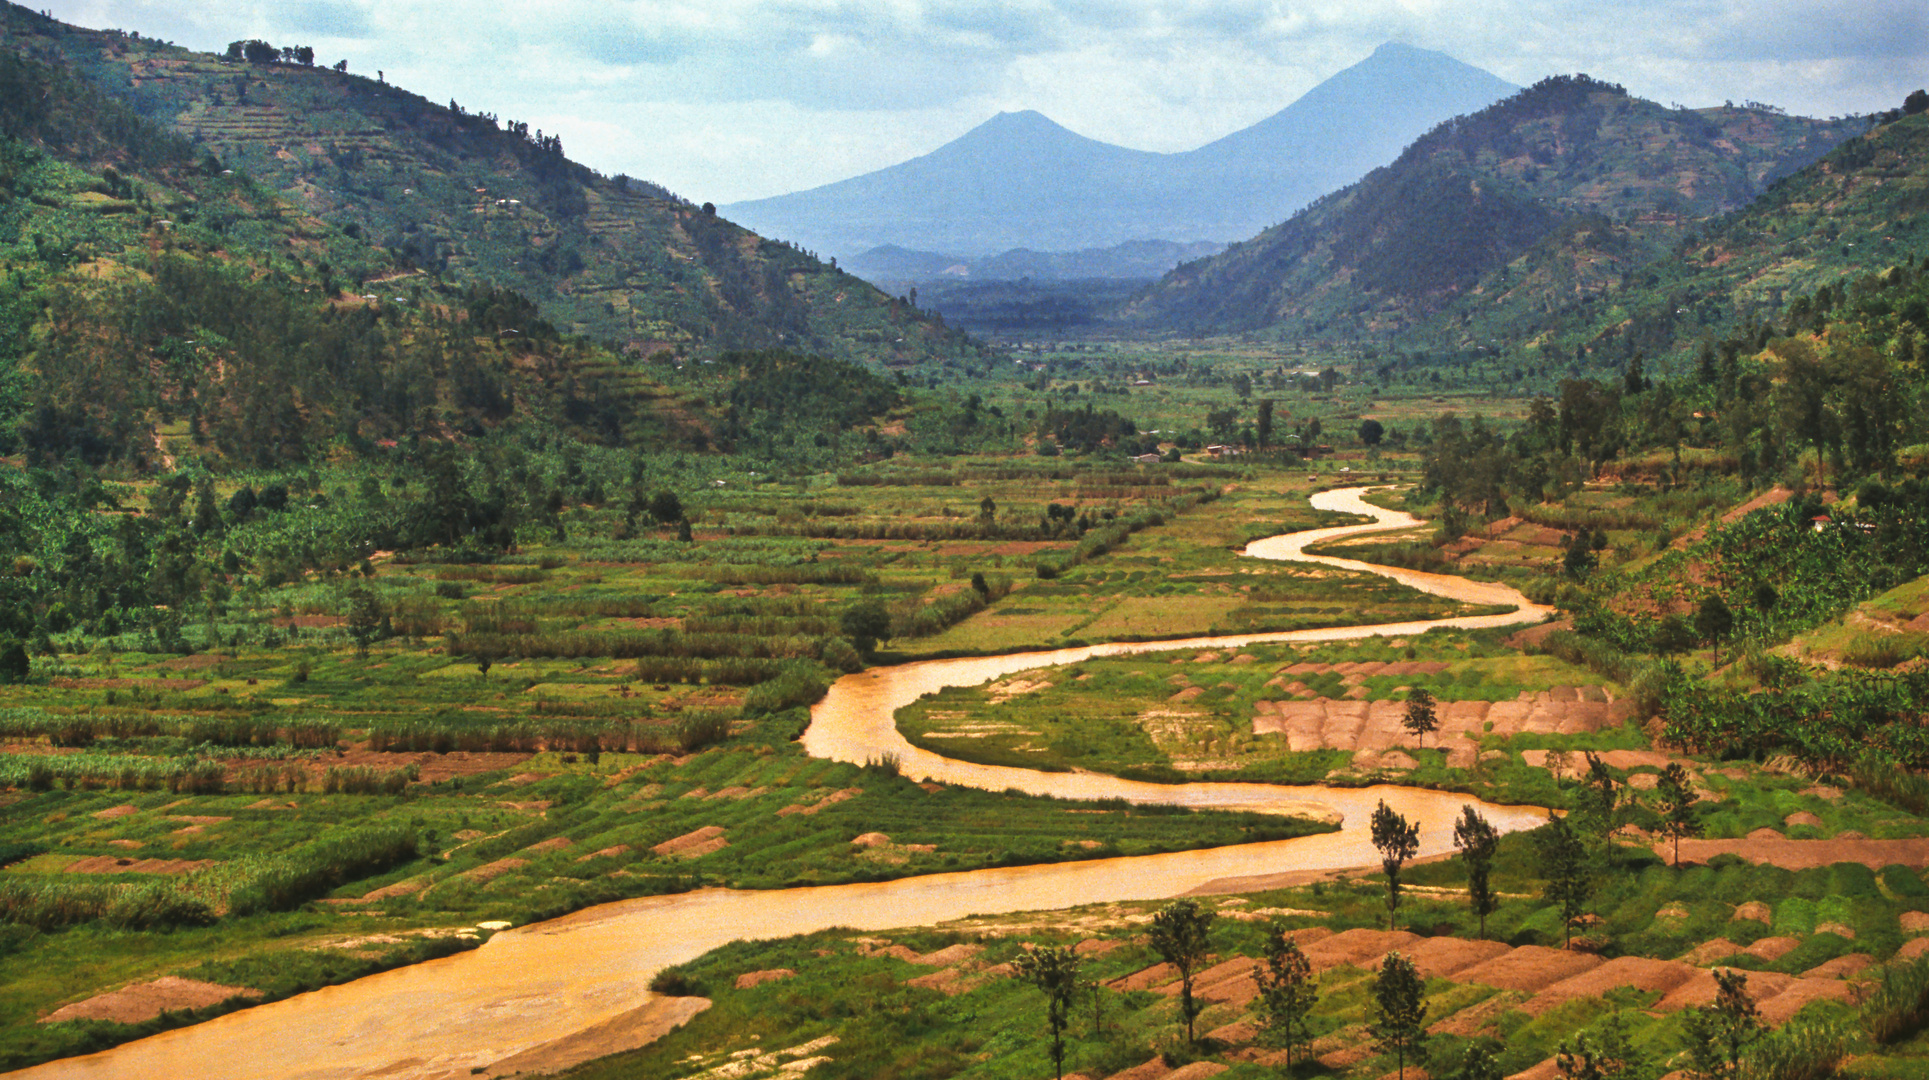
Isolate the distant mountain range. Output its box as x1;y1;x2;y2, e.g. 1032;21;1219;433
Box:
723;43;1518;258
843;239;1227;287
1123;75;1868;352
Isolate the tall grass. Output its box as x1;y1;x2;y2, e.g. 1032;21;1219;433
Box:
225;825;419;916
0;878;215;931
1848;758;1929;817
1863;954;1929;1044
1741;1019;1846;1080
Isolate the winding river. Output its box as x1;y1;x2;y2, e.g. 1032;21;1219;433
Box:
18;488;1555;1080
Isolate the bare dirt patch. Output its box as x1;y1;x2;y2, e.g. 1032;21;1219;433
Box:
1666;836;1929;870
92;804;140;819
734;969;795;990
652;826;728;858
1253;689;1632;757
50;677;206;691
43;977;261;1024
1521;956;1696;1015
64;856;212;875
1456;946;1602;993
776;787;861;817
1403;937;1512;979
463;858;530;883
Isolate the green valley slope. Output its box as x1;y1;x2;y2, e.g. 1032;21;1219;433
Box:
0;3;979;366
1124;76;1862;346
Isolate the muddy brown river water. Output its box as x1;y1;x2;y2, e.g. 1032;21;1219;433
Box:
17;488;1554;1080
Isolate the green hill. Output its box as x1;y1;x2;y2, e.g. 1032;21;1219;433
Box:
1125;76;1861;344
1491;106;1929;370
0;40;919;469
0;3;978;366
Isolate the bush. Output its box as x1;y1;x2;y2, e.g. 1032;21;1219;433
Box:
1862;954;1929;1044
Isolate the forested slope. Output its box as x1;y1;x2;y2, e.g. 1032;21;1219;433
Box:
0;2;978;365
1126;76;1861;347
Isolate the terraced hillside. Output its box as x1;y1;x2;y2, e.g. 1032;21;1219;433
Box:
0;3;980;365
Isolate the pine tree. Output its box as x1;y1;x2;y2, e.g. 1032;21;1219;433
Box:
1655;763;1701;868
1540;813;1592;947
1256;922;1317;1074
1452;805;1500;938
1369;952;1428;1080
1371;800;1421;931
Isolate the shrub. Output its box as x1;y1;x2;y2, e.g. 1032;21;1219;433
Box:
1862;954;1929;1044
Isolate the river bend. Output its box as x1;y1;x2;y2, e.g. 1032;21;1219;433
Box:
18;487;1554;1080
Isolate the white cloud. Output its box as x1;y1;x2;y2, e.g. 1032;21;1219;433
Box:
40;0;1929;201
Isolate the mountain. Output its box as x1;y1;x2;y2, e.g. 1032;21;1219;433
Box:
1509;102;1929;369
1123;76;1865;343
0;3;978;366
843;239;1227;286
723;43;1517;257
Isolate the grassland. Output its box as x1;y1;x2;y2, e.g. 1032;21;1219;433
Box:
897;629;1628;788
0;457;1396;1069
561;820;1929;1080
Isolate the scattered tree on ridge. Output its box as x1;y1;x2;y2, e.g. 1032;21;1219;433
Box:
1371;799;1421;931
1369;951;1429;1080
1539;813;1593;947
1256;921;1317;1073
1654;763;1701;868
1148;899;1215;1043
1403;687;1440;749
1452;804;1501;938
1012;943;1082;1080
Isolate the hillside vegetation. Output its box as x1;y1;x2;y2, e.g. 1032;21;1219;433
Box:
1127;76;1863;351
0;2;978;364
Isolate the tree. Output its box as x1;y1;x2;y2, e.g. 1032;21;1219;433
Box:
840;600;891;657
1539;813;1592;947
1371;800;1421;930
1654;763;1700;868
1148;899;1215;1043
1256;922;1317;1074
1403;688;1439;749
1906;89;1929;116
0;639;27;684
647;490;683;525
1574;752;1621;842
1695;595;1734;666
1360;418;1386;446
1684;969;1763;1080
344;586;383;660
1012;944;1082;1080
1257;399;1274;448
1557;1014;1644;1080
1452;805;1500;939
1456;1043;1505;1080
1369;951;1428;1080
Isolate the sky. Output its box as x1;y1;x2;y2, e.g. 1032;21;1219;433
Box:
41;0;1929;204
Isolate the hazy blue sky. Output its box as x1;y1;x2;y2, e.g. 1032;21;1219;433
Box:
43;0;1929;203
